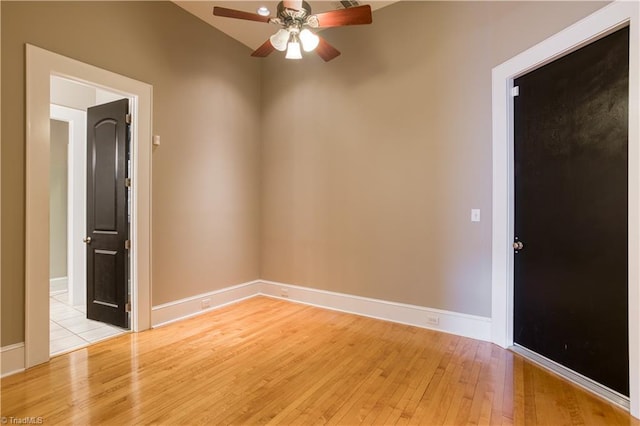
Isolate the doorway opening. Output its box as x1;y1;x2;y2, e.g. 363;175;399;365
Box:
48;77;129;356
25;45;152;369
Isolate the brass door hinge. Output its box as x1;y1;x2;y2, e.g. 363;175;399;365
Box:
125;240;131;250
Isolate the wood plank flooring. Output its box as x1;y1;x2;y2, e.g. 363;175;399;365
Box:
1;296;638;425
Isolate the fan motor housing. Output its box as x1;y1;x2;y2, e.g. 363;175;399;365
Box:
277;1;312;27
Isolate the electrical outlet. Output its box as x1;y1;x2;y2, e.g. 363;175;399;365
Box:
426;314;440;326
201;298;211;309
280;288;289;298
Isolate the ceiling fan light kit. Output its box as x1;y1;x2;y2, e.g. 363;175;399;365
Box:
270;29;290;51
299;29;320;52
213;1;372;62
285;34;303;59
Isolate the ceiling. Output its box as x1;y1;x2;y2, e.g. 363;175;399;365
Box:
173;1;397;50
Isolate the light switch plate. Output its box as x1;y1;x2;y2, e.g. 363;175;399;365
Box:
471;209;481;222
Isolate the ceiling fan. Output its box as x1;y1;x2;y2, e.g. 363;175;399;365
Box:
213;1;373;62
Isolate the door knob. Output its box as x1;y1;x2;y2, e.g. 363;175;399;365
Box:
83;236;92;244
513;241;524;250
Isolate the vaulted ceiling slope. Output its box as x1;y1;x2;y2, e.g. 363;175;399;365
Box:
172;1;396;50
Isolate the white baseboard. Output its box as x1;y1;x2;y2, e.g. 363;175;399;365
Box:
152;279;491;342
50;276;68;294
2;281;489;378
151;280;261;327
1;343;25;378
511;344;630;410
257;280;492;342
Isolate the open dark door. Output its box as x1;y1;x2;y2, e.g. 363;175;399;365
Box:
85;98;130;329
513;27;629;396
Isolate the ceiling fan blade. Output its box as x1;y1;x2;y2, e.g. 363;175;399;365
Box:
251;39;276;58
213;6;271;23
314;5;372;28
315;37;341;62
283;0;303;10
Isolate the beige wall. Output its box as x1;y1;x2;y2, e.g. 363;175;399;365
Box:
49;119;68;280
260;1;606;317
1;1;261;346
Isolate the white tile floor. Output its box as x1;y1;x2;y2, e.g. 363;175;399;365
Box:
50;292;127;356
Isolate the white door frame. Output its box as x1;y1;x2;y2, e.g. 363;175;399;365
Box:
50;104;87;307
26;45;153;367
491;1;640;418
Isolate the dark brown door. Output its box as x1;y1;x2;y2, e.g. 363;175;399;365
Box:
513;27;629;396
86;99;130;328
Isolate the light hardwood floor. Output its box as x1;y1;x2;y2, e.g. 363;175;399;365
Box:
2;296;638;425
